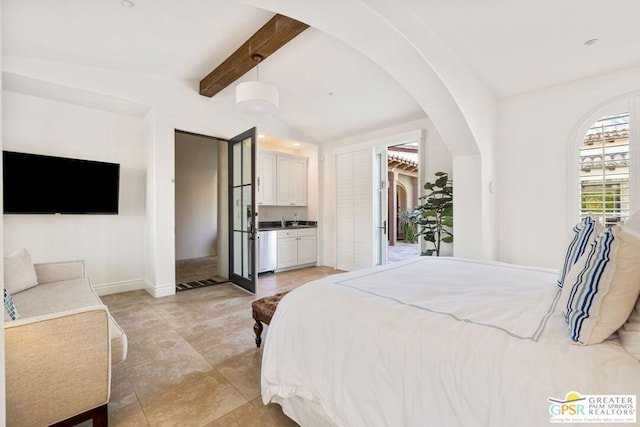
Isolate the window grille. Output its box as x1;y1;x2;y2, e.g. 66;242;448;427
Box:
579;112;630;225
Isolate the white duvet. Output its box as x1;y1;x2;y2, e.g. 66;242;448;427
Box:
261;257;640;426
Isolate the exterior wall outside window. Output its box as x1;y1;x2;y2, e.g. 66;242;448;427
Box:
579;112;630;225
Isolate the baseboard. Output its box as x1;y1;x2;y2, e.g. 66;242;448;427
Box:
275;262;317;273
93;279;148;296
144;281;176;298
93;278;177;298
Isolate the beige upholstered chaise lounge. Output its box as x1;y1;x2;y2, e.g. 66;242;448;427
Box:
4;253;127;426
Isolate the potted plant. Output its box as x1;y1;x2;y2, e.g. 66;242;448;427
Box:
397;208;419;243
411;172;453;256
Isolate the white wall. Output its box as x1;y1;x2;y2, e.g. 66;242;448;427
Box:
396;174;417;210
174;132;219;260
2;90;147;293
421;122;454;257
497;65;640;268
0;3;6;419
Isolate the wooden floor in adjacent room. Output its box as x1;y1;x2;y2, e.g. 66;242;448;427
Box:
175;256;222;285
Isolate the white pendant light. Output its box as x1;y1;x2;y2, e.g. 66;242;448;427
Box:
236;54;279;114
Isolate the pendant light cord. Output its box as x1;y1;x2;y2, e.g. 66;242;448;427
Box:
252;53;264;82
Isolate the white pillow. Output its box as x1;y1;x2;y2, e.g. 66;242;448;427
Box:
560;225;640;345
619;302;640;359
624;210;640;234
557;216;603;288
605;210;640;358
4;248;38;294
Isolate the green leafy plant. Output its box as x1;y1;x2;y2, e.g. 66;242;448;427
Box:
411;172;453;256
397;208;419;243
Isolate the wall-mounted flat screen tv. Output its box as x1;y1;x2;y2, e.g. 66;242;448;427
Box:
3;151;120;214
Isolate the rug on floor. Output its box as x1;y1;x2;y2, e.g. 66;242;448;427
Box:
176;278;228;292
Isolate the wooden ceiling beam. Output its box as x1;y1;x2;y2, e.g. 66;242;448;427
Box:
199;14;309;98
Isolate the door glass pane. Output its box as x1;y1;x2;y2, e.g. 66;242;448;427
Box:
233;142;242;186
375;153;383;265
242;186;251;232
243;138;252;185
233;187;242;231
233;231;242;276
243;231;250;279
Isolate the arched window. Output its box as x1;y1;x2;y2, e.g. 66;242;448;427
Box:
579;112;630;225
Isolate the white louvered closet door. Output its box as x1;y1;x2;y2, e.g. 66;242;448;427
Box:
335;149;375;271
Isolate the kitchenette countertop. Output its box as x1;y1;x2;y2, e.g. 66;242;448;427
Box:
258;220;318;231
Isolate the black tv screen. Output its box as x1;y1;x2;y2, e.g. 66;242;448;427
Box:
3;151;120;214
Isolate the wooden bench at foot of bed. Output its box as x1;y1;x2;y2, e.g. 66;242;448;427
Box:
251;291;290;348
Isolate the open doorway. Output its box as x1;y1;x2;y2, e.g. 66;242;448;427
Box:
387;142;420;262
174;130;228;289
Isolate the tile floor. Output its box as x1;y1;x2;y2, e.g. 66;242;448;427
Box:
100;266;342;427
388;242;420;263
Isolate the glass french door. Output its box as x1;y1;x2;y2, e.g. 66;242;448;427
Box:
374;148;388;265
228;127;257;293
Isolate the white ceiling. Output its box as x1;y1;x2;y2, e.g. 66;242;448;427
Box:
3;0;640;141
406;0;640;98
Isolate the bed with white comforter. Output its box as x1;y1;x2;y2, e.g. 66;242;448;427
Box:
261;257;640;426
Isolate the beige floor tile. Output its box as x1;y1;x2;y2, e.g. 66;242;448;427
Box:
177;317;257;366
249;398;300;426
109;401;150;427
110;363;138;411
143;284;245;307
139;369;247;427
150;295;254;330
102;290;155;307
108;302;165;333
125;330;212;381
204;400;298;427
123;321;206;372
215;349;263;401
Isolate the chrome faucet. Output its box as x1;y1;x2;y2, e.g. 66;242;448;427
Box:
292;213;299;227
281;216;286;228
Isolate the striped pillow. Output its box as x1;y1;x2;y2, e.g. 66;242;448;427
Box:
557;216;603;288
4;288;20;321
561;225;640;344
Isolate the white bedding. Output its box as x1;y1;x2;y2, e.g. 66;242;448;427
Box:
261;257;640;426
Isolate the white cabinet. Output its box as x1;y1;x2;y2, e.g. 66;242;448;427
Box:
277;156;307;206
276;228;317;270
257;150;307;206
256;151;277;206
297;229;317;265
276;230;298;270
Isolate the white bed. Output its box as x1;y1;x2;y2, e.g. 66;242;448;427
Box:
261;257;640;426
